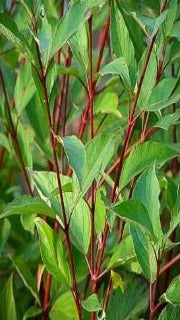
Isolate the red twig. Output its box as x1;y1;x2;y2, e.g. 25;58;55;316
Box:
0;67;33;196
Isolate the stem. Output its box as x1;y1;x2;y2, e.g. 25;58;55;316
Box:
77;9;110;141
159;253;180;277
149;256;161;320
0;147;5;170
0;66;33;196
95;0;169;308
35;40;82;319
88;15;97;320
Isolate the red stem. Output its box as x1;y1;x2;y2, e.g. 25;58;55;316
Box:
159;253;180;278
95;0;169;309
0;67;33;196
77;10;110;141
34;36;82;319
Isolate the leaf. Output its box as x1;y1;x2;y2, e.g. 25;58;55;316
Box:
0;274;17;320
82;133;113;196
61;135;87;188
145;83;180;111
155;109;180;130
164;0;177;35
111;271;126;291
106;276;148;320
130;226;157;281
35;217;71;285
110;199;154;236
167;188;180;238
111;1;136;84
37;11;52;69
0;13;32;60
57;66;80;78
20;214;36;233
11;256;40;305
17;122;33;168
152;10;168;37
145;78;177;111
0;195;55;219
69;197;91;254
23;306;42;320
120;141;179;190
133;165;162;239
108;234;135;268
51;1;98;57
49;291;78;320
95;190;106;235
158;304;180;320
0;132;11;152
161;275;180;305
99;58;131;89
137;50;157;110
0;218;11;252
95;91;120;116
82;294;102;312
14;61;35;114
169;21;180;40
70;25;89;71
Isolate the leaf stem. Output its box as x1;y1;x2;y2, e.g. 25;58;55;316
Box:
34;35;82;320
0;66;33;196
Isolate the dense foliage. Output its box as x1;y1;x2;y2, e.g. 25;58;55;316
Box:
0;0;180;319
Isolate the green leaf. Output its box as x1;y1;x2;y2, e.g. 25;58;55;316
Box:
130;226;157;281
111;1;136;84
0;195;55;219
14;61;35;114
69;197;91;254
17;122;33;168
35;218;71;285
23;306;42;320
37;11;52;69
11;256;40;305
61;135;87;188
99;58;131;89
0;274;17;320
133;165;162;239
161;275;180;305
0;132;11;152
164;0;177;36
169;21;180;40
95;190;106;235
51;1;92;57
158;304;180;320
20;214;36;233
167;188;180;238
120;141;179;190
82;294;102;312
0;218;11;252
49;291;78;320
82;133;113;196
145;78;177;111
95;91;120;116
111;271;126;291
152;10;168;37
108;234;135;268
106;277;148;320
137;50;157;110
57;66;80;79
155;109;180;130
110;199;154;236
0;13;32;60
70;25;89;71
145;83;180;111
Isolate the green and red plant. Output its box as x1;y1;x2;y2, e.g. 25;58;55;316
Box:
0;0;180;319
